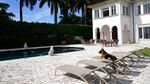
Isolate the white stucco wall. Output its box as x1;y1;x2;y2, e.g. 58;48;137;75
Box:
93;16;121;42
91;0;150;44
120;1;134;43
92;1;123;44
134;1;150;43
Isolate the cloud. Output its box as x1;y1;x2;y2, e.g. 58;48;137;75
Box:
0;0;54;23
32;8;51;21
12;8;53;23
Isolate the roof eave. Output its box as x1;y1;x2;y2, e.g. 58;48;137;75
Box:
87;0;140;9
87;0;115;9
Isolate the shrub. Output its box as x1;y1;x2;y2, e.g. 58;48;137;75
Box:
0;21;92;49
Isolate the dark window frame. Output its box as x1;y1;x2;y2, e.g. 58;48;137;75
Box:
102;8;109;17
94;10;99;19
143;3;150;14
138;5;141;15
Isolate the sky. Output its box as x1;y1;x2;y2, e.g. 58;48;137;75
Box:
0;0;81;23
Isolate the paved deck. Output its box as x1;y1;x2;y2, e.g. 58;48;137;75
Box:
0;43;150;84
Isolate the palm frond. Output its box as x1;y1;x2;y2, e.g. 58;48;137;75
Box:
39;0;47;8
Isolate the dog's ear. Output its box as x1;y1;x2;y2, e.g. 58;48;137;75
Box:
98;48;104;53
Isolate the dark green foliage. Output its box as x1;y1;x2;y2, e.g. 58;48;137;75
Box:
59;13;82;24
0;21;92;49
0;2;15;21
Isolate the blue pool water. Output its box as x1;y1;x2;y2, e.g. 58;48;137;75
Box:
0;46;84;61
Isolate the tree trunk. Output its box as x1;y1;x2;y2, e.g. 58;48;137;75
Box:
19;0;23;22
84;4;87;25
54;4;57;24
82;4;87;25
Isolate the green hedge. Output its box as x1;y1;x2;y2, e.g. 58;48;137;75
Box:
0;21;92;49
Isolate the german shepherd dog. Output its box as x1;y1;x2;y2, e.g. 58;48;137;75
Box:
97;48;117;61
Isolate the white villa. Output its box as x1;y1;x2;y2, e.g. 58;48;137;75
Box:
88;0;150;44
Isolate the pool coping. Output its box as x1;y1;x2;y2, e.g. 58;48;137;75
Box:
0;45;66;52
0;45;82;53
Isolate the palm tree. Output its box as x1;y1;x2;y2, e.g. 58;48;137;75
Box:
82;0;88;24
51;0;59;24
59;0;69;18
68;0;78;14
19;0;37;22
39;0;99;24
75;0;102;24
70;0;91;24
39;0;59;24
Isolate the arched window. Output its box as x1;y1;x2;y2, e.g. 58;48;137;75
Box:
96;28;100;40
112;26;118;40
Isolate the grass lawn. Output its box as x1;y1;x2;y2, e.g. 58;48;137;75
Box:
133;47;150;57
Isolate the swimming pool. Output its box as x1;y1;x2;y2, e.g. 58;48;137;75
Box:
0;46;84;61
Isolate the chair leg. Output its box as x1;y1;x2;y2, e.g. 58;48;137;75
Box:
93;72;108;84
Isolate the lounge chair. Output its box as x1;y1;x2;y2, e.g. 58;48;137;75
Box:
97;50;144;71
55;64;109;84
112;50;145;65
111;52;138;66
130;49;145;62
77;59;122;79
77;59;130;78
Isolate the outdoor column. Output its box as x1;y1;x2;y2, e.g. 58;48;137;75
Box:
95;34;97;44
128;30;130;43
101;31;104;40
110;31;112;40
93;28;96;43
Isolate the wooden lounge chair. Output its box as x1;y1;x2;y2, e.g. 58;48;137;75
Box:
55;64;108;84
